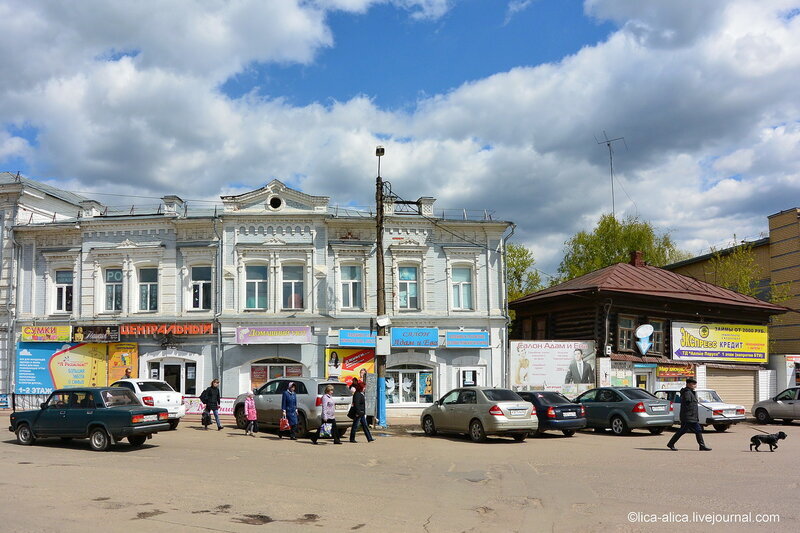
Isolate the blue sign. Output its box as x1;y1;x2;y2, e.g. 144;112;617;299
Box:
391;328;439;348
338;329;377;347
445;331;490;348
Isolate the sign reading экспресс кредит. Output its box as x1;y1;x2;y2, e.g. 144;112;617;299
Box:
671;321;768;363
390;328;439;348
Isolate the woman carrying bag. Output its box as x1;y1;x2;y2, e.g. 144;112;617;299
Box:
348;381;374;443
280;382;299;440
311;385;341;444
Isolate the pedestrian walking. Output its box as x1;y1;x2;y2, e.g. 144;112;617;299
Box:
349;381;374;443
280;382;299;440
244;391;258;437
666;378;711;451
310;384;341;444
200;379;224;431
349;377;360;394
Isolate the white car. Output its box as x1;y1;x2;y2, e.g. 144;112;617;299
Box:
654;389;746;432
110;379;186;429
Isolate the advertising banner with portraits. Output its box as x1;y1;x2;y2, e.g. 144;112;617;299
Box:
325;348;375;388
510;340;597;397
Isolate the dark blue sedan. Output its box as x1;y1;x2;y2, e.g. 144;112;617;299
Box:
518;391;587;437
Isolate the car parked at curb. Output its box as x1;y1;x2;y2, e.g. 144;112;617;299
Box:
232;377;352;437
8;387;170;451
110;378;186;430
654;389;745;432
517;391;586;437
752;387;800;424
574;387;673;435
420;387;537;442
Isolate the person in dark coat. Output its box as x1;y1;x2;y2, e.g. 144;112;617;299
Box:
200;379;223;430
280;382;299;440
667;378;711;451
349;382;374;443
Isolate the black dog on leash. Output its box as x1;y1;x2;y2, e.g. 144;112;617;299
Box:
750;431;787;452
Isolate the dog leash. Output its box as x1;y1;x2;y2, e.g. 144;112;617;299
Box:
712;409;772;434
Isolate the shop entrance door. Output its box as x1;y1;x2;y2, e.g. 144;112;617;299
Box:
635;373;649;390
459;368;484;388
164;364;181;392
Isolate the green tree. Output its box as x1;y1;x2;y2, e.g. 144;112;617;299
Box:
706;239;791;303
556;214;690;281
507;243;542;302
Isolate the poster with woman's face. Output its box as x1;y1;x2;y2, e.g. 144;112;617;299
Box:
325;348;375;386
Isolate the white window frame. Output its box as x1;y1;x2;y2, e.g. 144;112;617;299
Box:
190;265;213;311
280;262;305;311
339;263;364;311
397;264;420;311
244;262;269;310
54;270;74;314
385;366;436;406
450;264;474;311
136;266;159;312
104;266;124;313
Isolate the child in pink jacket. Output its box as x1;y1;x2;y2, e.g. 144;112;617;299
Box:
244;392;258;437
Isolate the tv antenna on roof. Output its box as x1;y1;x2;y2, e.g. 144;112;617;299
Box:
595;131;627;218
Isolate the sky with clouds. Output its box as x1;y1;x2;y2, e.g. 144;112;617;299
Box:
1;0;799;277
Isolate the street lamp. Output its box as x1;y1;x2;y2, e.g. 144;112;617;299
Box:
375;145;387;427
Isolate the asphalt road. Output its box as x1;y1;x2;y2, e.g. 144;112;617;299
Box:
1;415;796;532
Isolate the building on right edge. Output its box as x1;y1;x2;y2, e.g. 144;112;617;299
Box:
666;207;800;392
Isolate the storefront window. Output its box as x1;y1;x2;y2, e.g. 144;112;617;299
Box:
386;366;434;405
250;359;304;390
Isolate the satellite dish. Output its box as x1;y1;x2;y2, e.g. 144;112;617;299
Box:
635;324;654;339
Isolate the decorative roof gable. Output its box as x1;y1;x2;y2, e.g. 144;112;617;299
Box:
220;179;329;214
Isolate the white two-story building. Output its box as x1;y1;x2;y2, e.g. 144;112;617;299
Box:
7;178;513;415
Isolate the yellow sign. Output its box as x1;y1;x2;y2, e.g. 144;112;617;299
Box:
108;343;139;382
325;348;375;387
21;325;72;342
49;343;108;388
671;322;768;363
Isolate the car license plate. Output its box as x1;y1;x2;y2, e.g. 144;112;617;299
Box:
335;404;348;411
508;409;526;417
563;411;577;417
724;410;735;416
651;405;666;412
143;414;157;422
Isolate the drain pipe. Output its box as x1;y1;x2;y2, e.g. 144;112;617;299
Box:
500;223;516;388
6;202;20;404
212;214;223;391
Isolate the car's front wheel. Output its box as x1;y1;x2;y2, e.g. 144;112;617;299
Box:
648;427;666;435
713;424;730;432
15;424;35;446
610;416;629;435
128;435;147;447
234;406;247;429
168;419;180;430
755;408;772;424
89;427;110;451
422;416;437;436
469;419;487;443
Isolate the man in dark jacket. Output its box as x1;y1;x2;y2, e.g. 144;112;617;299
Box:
200;379;223;431
667;378;711;451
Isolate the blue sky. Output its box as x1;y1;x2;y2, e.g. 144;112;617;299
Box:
222;1;614;109
1;0;799;274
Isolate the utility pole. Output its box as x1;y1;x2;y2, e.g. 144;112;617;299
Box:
374;145;387;427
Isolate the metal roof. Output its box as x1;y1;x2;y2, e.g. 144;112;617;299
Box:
0;172;88;205
510;261;789;313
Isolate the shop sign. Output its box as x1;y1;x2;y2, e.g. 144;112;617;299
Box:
390;328;439;348
671;322;768;363
657;365;695;378
15;342;107;394
185;397;235;416
121;323;213;336
21;325;72;342
633;363;657;368
325;348;375;386
338;329;377;347
236;326;312;344
73;325;120;343
445;331;490;348
509;340;597;396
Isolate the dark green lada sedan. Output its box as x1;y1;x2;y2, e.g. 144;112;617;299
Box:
9;387;170;451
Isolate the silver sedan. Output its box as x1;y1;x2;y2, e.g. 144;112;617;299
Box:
420;387;537;442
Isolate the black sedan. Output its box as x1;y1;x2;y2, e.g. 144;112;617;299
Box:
517;391;587;436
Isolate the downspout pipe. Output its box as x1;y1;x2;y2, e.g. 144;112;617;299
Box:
500;223;516;388
212;215;223;390
6;202;20;406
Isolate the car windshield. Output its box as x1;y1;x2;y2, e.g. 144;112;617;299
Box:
101;389;141;407
317;383;351;397
620;388;657;400
137;381;174;392
482;389;522;402
696;390;722;402
533;392;573;406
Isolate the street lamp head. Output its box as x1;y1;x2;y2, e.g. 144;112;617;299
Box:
375;145;385;157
